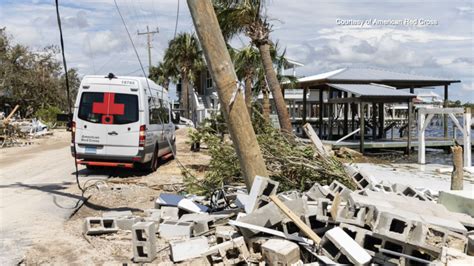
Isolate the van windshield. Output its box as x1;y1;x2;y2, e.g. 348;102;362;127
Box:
78;92;138;124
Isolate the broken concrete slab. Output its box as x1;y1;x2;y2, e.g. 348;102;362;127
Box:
102;210;133;218
215;225;240;243
305;183;329;201
438;190;474;217
229;220;313;245
349;191;468;234
84;217;119;235
155;193;209;213
321;227;371;265
169;236;209;262
132;222;157;263
236;197;307;237
160;206;179;221
261;239;300;266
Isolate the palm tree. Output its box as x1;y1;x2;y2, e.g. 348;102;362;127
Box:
214;0;293;133
149;59;177;91
164;33;203;118
232;46;260;116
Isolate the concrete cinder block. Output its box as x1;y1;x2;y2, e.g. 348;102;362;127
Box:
202;236;250;265
261;239;300;266
169;236;209;262
144;208;161;217
237;197;307;238
160;206;179;221
322;227;371;265
245;175;279;213
336;205;367;227
179;213;214;236
327;180;352;201
305;183;329;201
132;222;157;263
158;220;193;239
117;216;143;231
84;217;119;235
438;190;474;217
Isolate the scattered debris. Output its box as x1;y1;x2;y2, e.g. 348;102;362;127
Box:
79;164;473;264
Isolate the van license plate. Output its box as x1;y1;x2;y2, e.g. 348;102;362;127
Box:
85;146;97;154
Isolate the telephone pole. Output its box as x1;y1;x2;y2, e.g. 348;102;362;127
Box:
137;26;159;72
187;0;269;190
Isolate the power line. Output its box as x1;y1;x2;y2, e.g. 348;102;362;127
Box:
114;0;193;178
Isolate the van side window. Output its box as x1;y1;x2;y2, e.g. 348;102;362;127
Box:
149;107;169;124
149;107;159;124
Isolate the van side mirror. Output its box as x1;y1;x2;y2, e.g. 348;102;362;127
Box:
56;113;72;122
172;111;180;124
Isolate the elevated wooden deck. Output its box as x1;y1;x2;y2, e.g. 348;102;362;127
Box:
323;138;455;150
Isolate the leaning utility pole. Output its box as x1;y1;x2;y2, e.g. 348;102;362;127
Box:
137;26;159;72
187;0;269;190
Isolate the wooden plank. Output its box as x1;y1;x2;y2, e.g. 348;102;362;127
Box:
4;105;19;123
303;123;330;157
269;195;321;245
329;192;341;220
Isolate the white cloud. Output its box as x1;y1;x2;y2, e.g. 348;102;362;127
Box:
1;0;473;102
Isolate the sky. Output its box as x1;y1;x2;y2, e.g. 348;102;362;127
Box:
1;0;473;102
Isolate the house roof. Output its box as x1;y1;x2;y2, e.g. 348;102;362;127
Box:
328;83;416;98
294;67;460;88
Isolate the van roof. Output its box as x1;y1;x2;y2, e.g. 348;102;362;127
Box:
82;75;168;94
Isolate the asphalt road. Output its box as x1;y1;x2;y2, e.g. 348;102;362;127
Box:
0;131;107;265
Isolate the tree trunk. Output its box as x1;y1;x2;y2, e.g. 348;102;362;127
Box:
257;43;293;133
187;0;269;190
244;74;253;117
181;73;189;118
262;86;270;123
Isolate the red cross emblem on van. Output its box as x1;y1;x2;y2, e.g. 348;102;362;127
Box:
92;93;125;124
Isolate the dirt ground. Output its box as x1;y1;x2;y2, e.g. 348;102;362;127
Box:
0;128;210;265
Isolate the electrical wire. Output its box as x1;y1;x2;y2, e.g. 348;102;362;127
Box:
54;0;84;193
114;0;196;179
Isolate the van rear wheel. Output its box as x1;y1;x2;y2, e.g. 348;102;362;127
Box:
151;147;159;172
140;146;159;172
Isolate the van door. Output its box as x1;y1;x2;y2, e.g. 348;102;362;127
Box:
103;88;141;157
76;91;109;156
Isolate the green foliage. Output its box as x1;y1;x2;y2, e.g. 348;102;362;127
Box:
184;109;354;195
35;106;62;126
0;28;80;117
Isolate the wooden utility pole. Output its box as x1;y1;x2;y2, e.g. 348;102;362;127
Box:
187;0;268;190
451;145;463;190
137;26;159;72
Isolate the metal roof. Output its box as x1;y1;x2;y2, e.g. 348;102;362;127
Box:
327;83;416;98
295;67;460;88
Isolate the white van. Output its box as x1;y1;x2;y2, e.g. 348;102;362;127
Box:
71;73;176;171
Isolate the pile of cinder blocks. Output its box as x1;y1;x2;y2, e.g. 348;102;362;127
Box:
81;169;474;265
